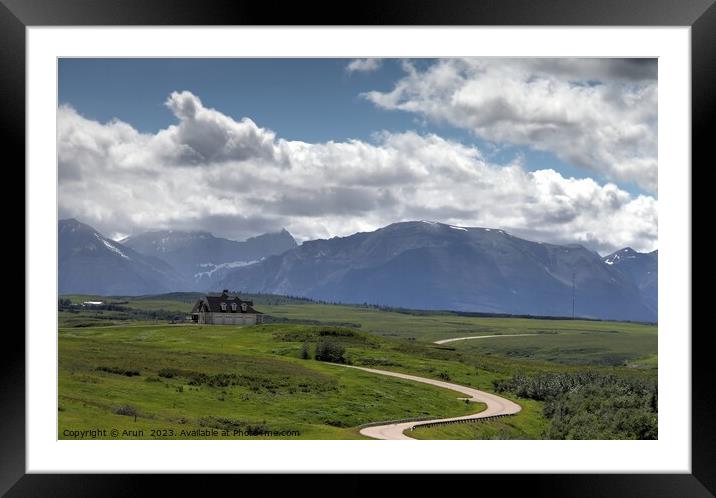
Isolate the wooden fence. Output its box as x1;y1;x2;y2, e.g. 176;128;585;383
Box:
358;416;438;429
359;412;516;431
408;413;515;431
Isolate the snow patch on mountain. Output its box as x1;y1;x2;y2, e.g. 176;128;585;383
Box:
603;248;639;265
194;260;260;279
96;233;130;260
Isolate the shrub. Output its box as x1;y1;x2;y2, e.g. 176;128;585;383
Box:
322;417;350;428
158;368;183;378
300;342;311;360
199;416;268;433
437;371;451;381
314;338;346;364
113;405;138;416
315;327;357;338
356;358;402;367
495;371;657;440
96;366;140;377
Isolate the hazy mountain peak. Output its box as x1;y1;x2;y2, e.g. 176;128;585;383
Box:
59;217;91;232
121;227;297;290
58;219;183;295
603;247;642;265
601;247;658;316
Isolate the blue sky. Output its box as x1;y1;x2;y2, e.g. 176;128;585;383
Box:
57;58;657;253
59;58;642;196
60;58;409;141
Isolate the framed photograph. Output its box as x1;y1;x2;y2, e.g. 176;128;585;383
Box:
6;0;711;494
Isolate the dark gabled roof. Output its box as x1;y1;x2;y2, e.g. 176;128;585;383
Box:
191;290;262;314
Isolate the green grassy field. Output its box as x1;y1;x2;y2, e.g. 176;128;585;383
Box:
59;324;488;439
446;331;657;367
58;293;658;440
59;294;657;366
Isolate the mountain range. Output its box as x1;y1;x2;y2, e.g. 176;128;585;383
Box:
120;228;297;289
58;219;657;322
218;221;658;322
59;219;296;295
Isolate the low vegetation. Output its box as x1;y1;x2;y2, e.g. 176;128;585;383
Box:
314;339;348;364
494;372;657;439
59;325;480;439
96;366;141;377
113;405;138;417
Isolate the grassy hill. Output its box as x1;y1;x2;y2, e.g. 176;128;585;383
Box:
59;324;487;439
58;292;657;440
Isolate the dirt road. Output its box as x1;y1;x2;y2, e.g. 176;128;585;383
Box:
337;365;522;440
434;333;540;345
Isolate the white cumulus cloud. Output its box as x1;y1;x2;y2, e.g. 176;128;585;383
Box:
58;90;657;254
346;58;382;73
362;58;658;193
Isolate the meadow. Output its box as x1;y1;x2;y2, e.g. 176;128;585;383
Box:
58;293;658;440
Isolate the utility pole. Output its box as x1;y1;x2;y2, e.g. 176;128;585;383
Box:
571;272;576;319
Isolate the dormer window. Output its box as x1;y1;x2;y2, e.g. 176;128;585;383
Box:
220;302;227;312
231;302;238;312
241;303;248;312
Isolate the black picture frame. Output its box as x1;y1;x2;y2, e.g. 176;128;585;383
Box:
4;0;711;495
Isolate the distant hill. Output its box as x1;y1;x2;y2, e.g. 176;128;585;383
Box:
59;219;184;295
603;247;658;315
121;228;297;290
218;221;657;322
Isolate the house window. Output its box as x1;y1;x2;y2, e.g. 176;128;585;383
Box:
231;302;238;312
241;303;248;312
220;302;227;312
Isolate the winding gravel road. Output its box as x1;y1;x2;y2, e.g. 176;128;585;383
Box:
337;365;522;440
434;333;540;345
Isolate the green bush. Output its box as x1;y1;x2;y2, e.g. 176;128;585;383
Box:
113;405;138;416
315;327;358;338
96;366;140;377
314;338;346;364
356;357;402;367
154;366;336;394
199;416;268;433
300;342;311;360
158;368;184;378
